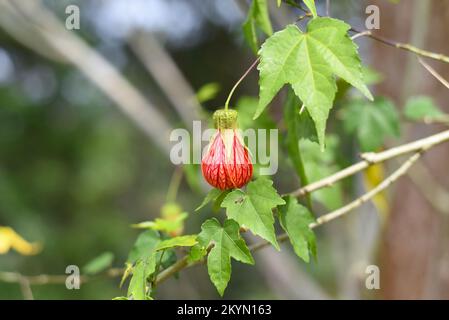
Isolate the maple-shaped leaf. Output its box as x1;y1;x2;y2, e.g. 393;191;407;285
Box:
256;17;373;148
342;97;400;152
221;178;285;249
197;218;254;296
279;196;317;262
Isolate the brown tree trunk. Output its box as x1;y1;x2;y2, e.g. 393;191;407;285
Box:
369;0;449;299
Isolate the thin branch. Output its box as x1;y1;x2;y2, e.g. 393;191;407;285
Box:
418;57;449;89
348;28;449;64
0;268;123;285
351;30;371;41
155;256;189;284
310;151;423;227
420;116;449;125
18;275;34;300
290;129;449;197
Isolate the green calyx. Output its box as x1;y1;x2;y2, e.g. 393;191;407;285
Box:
213;109;238;129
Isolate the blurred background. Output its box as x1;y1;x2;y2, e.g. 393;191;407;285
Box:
0;0;449;299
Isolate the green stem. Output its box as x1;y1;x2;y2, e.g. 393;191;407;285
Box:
284;90;313;213
151;250;166;289
224;58;260;111
166;166;183;202
296;146;313;211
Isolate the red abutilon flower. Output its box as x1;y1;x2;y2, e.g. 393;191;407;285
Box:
201;109;253;190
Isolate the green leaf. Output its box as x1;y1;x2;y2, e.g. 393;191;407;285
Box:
127;254;156;300
342;97;400;152
277;0;282;7
127;230;160;264
243;0;273;54
279;196;316;262
221;178;285;249
155;235;197;251
257;18;373;148
159;248;178;270
284;89;312;210
131;212;188;234
303;0;317;18
197;218;254;296
195;188;224;212
82;252;114;275
187;244;207;263
404;96;445;121
196;82;221;104
283;90;319;143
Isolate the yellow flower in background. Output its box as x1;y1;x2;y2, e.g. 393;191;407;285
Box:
0;226;41;255
363;163;389;220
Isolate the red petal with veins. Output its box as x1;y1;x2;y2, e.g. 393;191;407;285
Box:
201;130;253;190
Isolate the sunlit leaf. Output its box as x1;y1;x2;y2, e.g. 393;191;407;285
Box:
257;18;372;148
221;178;285;249
154;235;197;251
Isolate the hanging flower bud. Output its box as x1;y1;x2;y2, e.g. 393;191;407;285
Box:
201;109;253;190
